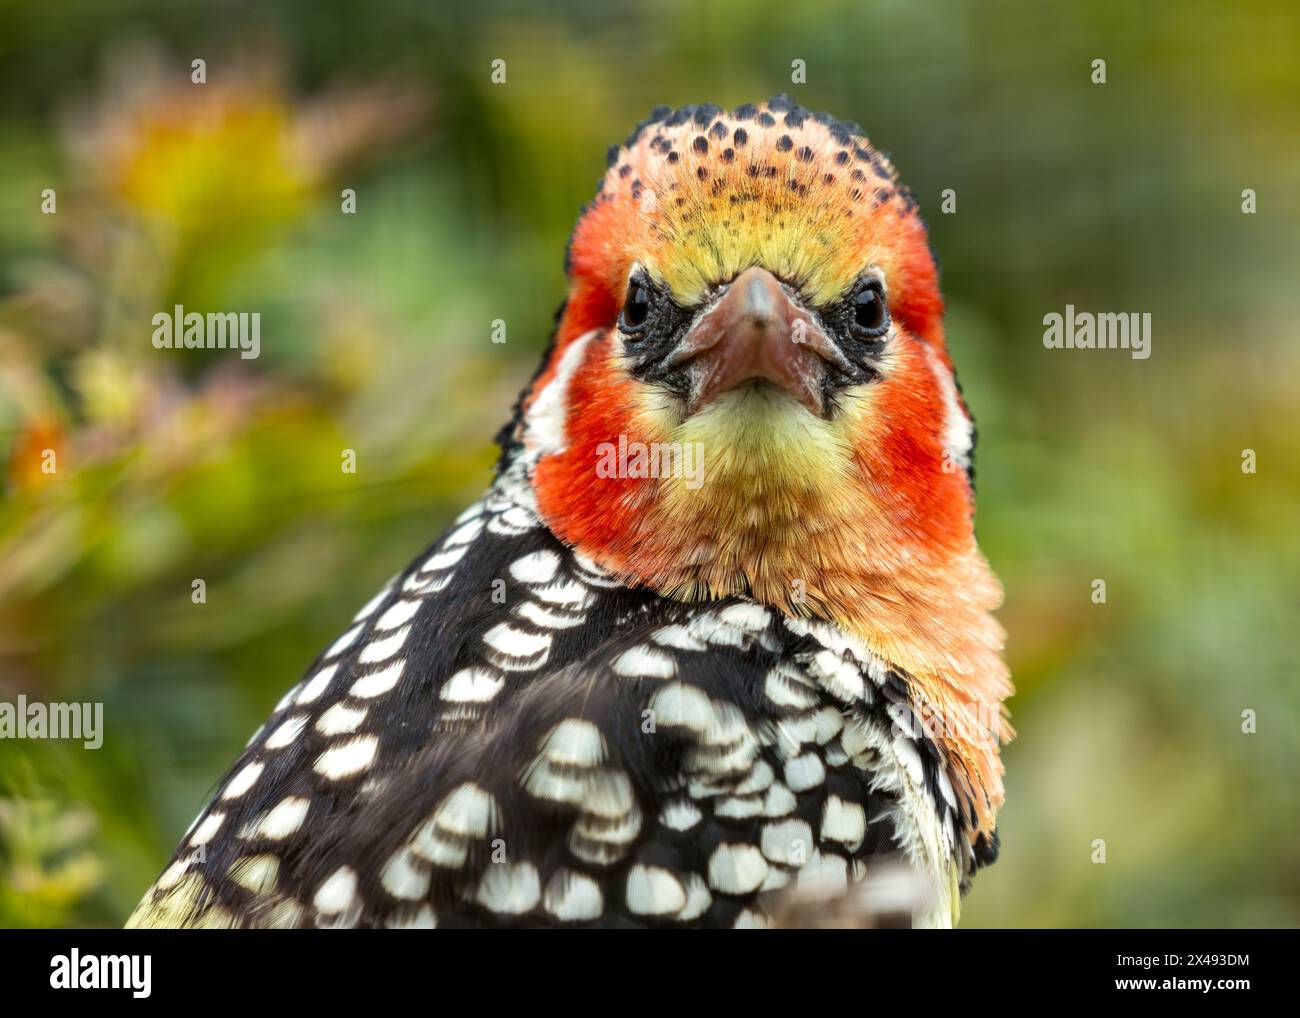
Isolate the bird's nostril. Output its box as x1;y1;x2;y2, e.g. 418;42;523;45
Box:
743;277;774;317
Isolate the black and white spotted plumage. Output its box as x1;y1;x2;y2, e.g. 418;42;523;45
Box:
129;451;994;930
128;94;1015;929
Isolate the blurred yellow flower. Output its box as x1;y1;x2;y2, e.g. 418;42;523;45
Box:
72;348;152;428
97;83;315;271
0;799;104;929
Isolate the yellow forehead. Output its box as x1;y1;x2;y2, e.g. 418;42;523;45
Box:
604;100;916;305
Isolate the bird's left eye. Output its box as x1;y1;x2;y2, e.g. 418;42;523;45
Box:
851;280;889;337
619;276;652;336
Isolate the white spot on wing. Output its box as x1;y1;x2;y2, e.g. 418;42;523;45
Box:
626;865;687;916
483;623;551;669
675;875;712;922
374;598;421;632
650;624;708;652
612;645;677;679
189;812;225;847
476;862;541;915
533;579;592;608
763;783;797;817
156;857;192;889
265;715;308;749
659;799;703;831
783;753;826;792
313;736;378;780
544;869;604;922
509;550;561;585
811;649;866;702
296;665;337;705
325;624;363;660
314;866;358;914
382;848;431;900
229;854;280;894
358;626;409;664
718;602;770;632
258;796;310;840
316;702;368;736
350;659;406;699
352;587;391;623
222;761;264;800
760;818;813;864
821;795;867;846
764;664;817;710
444;517;484;546
648;682;715;731
440;667;505;703
540;718;606;767
707;843;768;895
487;505;538;536
454;501;484;524
419;545;469;573
893;735;926;788
515;600;585;629
385;905;437;929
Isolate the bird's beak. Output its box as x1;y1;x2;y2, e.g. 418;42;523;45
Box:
668;266;850;416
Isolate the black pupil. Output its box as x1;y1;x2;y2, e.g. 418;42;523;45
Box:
625;285;650;327
855;286;883;330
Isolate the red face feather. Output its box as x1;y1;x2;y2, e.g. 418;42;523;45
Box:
505;97;1011;840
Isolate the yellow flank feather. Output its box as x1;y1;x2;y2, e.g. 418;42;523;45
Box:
127;874;236;929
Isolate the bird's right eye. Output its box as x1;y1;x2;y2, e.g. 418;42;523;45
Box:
619;278;652;336
849;279;889;337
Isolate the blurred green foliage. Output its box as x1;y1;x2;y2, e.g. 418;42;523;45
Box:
1;0;1297;927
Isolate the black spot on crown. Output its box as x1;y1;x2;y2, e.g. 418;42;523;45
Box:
692;103;723;126
573;96;922;280
620;96;874;166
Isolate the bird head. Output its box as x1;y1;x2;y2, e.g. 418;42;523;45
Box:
502;98;1010;776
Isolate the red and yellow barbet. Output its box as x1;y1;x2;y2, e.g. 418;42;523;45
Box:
129;96;1012;930
534;98;1012;852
